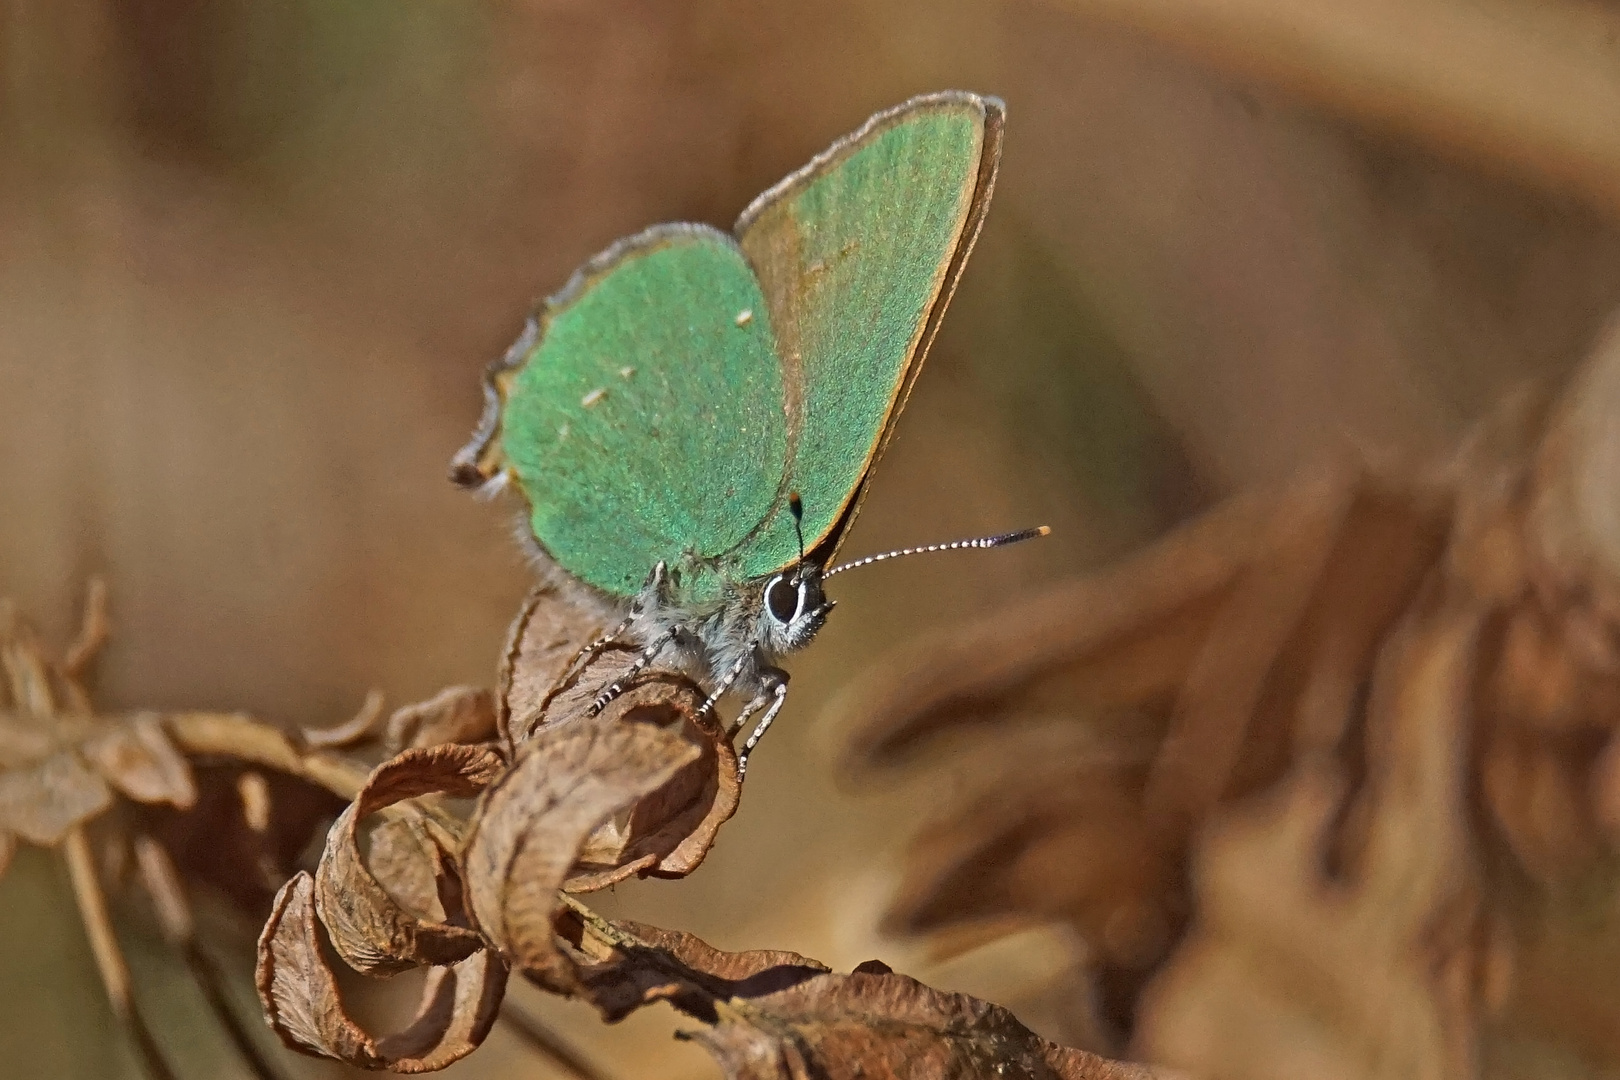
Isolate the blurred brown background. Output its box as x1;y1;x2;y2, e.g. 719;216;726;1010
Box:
4;0;1620;1076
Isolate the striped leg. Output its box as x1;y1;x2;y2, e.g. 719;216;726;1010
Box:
559;612;637;685
569;562;669;692
589;627;676;714
698;651;753;718
737;677;789;778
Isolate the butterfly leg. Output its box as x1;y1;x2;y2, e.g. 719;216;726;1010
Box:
736;669;789;778
559;611;636;685
698;651;753;718
576;562;674;709
589;625;676;714
575;562;672;664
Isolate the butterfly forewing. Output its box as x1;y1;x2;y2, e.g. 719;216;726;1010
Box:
734;92;1004;578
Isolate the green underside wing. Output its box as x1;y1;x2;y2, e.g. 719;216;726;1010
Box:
501;225;787;597
469;92;1004;604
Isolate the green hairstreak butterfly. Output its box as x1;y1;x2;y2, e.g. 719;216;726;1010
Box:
452;91;1046;774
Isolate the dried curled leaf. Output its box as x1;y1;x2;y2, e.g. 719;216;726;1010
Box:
499;581;617;746
550;909;1170;1080
315;743;506;976
498;580;741;883
550;644;740;884
257;871;507;1072
461;716;703;982
81;711;197;808
386;686;498;751
255;728;512;1071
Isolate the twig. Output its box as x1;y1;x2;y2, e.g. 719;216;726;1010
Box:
163;711;371;799
131;834;292;1080
63;826;178;1080
62;578;110;680
498;1000;614;1080
186;943;294;1080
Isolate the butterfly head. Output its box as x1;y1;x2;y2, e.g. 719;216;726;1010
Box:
758;491;835;655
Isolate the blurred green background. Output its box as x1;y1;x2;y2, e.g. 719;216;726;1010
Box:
4;1;1620;1076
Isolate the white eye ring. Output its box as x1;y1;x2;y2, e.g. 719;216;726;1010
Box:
765;573;803;625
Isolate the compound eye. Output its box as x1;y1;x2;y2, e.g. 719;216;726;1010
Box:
766;574;800;624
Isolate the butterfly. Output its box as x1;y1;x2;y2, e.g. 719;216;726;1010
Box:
451;91;1045;775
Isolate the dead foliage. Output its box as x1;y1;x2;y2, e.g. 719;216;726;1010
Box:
252;579;1173;1078
0;581;386;1079
544;906;1165;1080
835;318;1620;1075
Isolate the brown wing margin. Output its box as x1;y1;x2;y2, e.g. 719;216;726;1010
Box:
733;92;1007;567
818;95;1005;566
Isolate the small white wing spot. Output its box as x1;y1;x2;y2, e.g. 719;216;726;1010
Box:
619;365;636;379
735;308;753;327
557;422;570;441
581;387;607;408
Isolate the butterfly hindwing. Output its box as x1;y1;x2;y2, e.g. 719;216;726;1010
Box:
733;92;1004;577
496;224;787;601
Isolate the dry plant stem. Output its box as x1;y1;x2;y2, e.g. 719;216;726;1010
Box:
60;577;109;682
134;835;291;1080
497;1001;613;1080
302;688;387;749
184;943;294;1080
1049;0;1620;223
63;825;179;1080
164;711;371;800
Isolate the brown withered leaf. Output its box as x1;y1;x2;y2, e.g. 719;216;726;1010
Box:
254;728;512;1071
836;462;1451;1018
836;318;1620;1071
550;644;740;884
386;686;498;751
496;580;741;882
254;582;742;1073
462;716;704;982
81;711;197;808
0;590;202;854
249;578;1179;1079
1136;599;1481;1079
0;583;374;1080
315;743;505;976
546;906;1171;1080
0;744;113;846
499;581;619;746
258;870;507;1072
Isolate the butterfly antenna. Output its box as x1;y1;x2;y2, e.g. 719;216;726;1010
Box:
789;491;807;566
823;525;1051;578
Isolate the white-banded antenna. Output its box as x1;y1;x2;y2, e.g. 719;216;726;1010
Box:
823;525;1051;578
